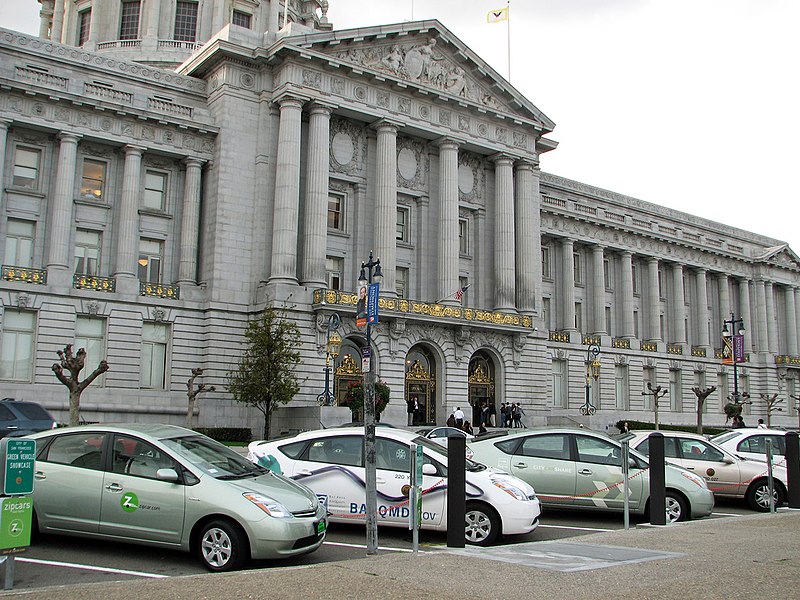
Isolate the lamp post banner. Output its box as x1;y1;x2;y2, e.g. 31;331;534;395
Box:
733;334;745;363
368;283;380;324
721;336;733;365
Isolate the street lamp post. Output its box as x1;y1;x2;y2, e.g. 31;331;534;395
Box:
316;313;342;406
581;343;600;416
722;313;746;402
358;251;382;556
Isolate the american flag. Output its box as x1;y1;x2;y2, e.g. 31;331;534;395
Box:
454;283;471;301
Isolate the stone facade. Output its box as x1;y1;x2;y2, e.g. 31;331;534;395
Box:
1;1;798;436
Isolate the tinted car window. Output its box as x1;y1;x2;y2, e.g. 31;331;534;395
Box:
519;434;570;460
305;436;363;467
494;438;522;455
575;435;621;466
738;435;785;455
678;438;724;462
0;405;14;421
634;437;678;458
279;440;309;459
41;432;106;470
376;438;411;471
13;403;52;420
112;435;176;479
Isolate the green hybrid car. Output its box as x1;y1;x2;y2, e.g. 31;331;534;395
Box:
26;424;326;571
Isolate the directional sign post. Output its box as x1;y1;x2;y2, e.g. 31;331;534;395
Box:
1;439;36;496
0;438;36;590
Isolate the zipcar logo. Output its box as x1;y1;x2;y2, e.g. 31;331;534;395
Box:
121;492;139;513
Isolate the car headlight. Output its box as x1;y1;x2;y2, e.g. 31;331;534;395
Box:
680;470;708;489
491;479;530;501
243;493;292;518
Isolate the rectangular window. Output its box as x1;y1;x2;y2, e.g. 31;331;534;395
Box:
605;306;612;336
670;369;682;412
232;10;252;28
0;310;36;381
12;147;41;188
119;1;141;39
326;256;342;291
659;314;666;339
78;9;91;46
144;171;167;210
552;359;567;408
396;267;408;298
327;195;344;231
396;207;409;242
80;159;107;201
75;316;105;385
174;1;198;42
573;252;582;284
615;364;629;410
74;229;101;276
604;258;612;289
633;310;640;338
541;246;551;279
138;238;163;283
658;268;664;299
458;218;469;255
631;262;639;295
4;220;35;268
140;322;168;389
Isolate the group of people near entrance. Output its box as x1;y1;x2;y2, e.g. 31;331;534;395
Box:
445;401;526;433
499;402;526;428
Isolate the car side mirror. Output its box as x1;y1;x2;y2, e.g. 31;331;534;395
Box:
723;457;735;465
156;468;180;482
422;463;436;476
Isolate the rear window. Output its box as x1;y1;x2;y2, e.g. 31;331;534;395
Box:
13;402;53;420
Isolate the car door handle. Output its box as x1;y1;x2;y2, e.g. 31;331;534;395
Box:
513;463;527;468
685;466;695;470
105;483;123;492
297;470;313;476
578;469;593;476
7;426;17;430
34;471;46;480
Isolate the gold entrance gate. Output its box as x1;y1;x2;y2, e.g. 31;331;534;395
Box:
405;360;436;426
468;363;495;426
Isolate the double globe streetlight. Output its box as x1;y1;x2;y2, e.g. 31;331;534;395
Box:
722;313;746;402
316;313;342;407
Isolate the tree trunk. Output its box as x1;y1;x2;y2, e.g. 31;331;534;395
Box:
697;402;704;435
263;410;270;440
186;398;196;429
69;388;81;427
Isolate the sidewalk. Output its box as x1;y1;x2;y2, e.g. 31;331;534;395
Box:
3;510;798;599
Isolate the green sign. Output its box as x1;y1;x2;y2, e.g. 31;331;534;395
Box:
0;496;32;554
1;439;36;496
121;492;139;513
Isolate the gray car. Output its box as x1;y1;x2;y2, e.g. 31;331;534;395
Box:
26;424;326;571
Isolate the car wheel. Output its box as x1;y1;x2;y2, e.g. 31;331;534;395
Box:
464;502;500;546
665;491;688;523
198;519;249;572
747;479;785;512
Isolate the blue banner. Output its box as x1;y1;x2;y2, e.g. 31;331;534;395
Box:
368;282;380;324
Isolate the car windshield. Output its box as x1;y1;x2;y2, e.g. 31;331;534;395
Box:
412;436;484;472
710;432;738;444
162;435;265;479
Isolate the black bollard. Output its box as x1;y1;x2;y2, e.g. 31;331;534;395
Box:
648;432;667;526
447;435;466;548
786;432;800;509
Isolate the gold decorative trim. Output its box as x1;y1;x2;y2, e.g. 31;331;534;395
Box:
612;338;631;349
640;341;658;352
2;265;47;284
140;282;179;300
335;354;362;376
468;364;492;384
74;274;116;292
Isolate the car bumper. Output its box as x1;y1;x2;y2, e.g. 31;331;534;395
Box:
501;498;542;535
688;488;715;519
246;506;328;559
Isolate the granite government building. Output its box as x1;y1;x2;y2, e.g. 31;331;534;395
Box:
1;0;799;435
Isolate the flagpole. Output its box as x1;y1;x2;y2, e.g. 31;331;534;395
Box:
507;0;511;81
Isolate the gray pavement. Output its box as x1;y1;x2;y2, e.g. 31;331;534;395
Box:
3;510;799;599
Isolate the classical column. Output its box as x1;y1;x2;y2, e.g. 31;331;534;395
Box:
437;138;459;305
301;104;333;288
38;0;54;38
670;263;686;344
87;0;103;45
51;0;65;43
795;288;800;356
619;251;635;338
374;121;398;297
560;238;576;330
114;145;145;278
493;155;516;312
177;158;204;284
268;0;280;32
765;282;778;353
46;132;82;270
694;268;710;348
754;279;769;352
717;273;731;325
785;285;798;356
269;96;304;285
646;257;661;341
739;279;753;352
144;0;162;42
515;162;541;315
591;245;606;335
0;120;11;186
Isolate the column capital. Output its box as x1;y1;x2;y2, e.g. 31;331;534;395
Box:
489;152;515;166
0;119;12;131
57;131;82;144
647;256;659;265
273;91;309;109
434;136;462;150
371;118;402;134
514;159;538;172
592;243;606;252
308;101;337;116
182;156;206;168
122;144;147;156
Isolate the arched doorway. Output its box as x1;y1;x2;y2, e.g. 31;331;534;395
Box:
334;340;363;419
468;352;496;426
405;346;437;426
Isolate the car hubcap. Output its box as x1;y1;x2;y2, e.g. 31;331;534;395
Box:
665;497;682;523
465;510;490;543
755;486;777;509
201;528;232;567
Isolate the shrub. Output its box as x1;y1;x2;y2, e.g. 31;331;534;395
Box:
615;420;728;436
340;381;391;419
195;427;252;443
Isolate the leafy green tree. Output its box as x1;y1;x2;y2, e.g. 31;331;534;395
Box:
227;306;301;439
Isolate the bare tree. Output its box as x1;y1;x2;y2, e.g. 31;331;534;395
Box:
642;382;668;430
758;393;783;428
52;344;109;427
691;386;717;435
186;368;216;429
723;391;751;425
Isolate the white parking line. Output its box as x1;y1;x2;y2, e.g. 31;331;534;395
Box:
16;557;168;578
711;512;744;517
537;524;614;532
323;541;423;553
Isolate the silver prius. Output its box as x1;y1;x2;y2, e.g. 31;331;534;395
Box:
26;424;326;571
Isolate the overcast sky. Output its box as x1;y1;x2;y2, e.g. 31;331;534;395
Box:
3;0;798;252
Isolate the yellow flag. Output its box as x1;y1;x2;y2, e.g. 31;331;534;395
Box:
487;7;509;23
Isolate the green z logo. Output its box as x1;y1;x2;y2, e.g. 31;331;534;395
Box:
121;492;139;513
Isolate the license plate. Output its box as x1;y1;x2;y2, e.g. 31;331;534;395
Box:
316;520;326;534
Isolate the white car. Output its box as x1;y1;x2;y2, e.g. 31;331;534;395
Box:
711;428;793;466
248;427;541;545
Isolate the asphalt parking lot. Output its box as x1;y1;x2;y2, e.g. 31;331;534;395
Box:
3;498;762;593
